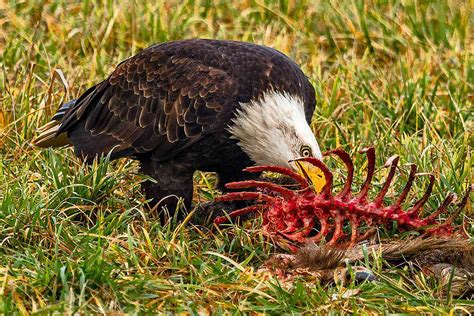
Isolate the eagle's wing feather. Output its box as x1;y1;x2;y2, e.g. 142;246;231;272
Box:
58;46;237;160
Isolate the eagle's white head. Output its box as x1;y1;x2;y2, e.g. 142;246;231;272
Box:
229;91;325;190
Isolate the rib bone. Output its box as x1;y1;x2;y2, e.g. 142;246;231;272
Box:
214;147;470;250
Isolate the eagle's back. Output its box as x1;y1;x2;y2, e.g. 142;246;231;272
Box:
54;39;315;160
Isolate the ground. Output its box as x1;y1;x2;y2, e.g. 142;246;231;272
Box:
0;0;472;313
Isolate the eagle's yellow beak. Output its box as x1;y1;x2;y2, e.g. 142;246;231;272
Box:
293;160;326;193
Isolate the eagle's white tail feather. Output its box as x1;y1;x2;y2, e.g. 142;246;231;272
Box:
32;120;71;148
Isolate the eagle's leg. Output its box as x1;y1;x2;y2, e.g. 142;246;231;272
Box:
139;157;194;222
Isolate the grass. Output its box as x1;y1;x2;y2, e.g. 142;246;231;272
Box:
0;0;472;313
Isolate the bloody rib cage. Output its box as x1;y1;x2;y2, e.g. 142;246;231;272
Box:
214;147;471;249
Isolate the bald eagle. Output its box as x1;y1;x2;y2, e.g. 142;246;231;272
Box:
34;39;324;216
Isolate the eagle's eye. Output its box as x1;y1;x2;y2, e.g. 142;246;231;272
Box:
300;146;312;158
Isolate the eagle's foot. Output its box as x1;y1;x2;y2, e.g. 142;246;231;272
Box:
192;199;257;225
